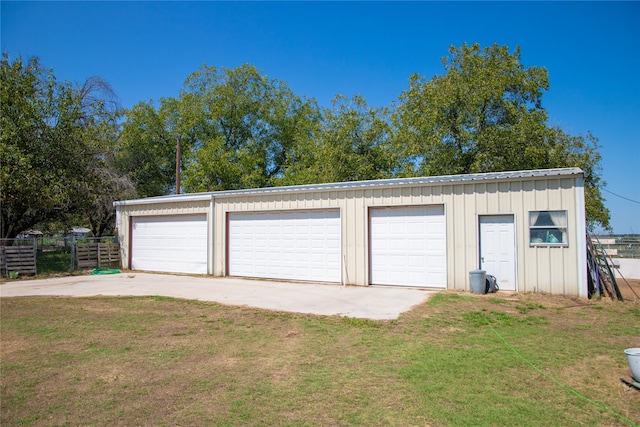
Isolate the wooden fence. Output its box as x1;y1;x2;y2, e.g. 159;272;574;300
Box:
1;245;37;276
75;243;121;269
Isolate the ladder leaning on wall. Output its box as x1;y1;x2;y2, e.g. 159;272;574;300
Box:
587;234;623;300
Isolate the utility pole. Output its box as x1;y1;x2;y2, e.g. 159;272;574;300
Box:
176;135;181;195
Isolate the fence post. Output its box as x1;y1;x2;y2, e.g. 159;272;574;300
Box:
32;237;37;274
70;235;76;271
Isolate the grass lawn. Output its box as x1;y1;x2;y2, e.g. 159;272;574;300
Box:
1;286;639;426
36;250;71;275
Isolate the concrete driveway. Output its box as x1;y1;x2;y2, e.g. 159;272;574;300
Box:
0;273;435;320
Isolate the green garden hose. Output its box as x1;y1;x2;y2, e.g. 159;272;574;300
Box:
90;268;121;275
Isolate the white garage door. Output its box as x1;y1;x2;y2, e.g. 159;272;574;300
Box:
131;215;208;274
370;205;446;288
228;210;341;282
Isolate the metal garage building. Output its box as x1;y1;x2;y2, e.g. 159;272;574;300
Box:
114;168;588;296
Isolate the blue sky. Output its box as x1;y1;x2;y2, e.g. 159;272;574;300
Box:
2;1;639;233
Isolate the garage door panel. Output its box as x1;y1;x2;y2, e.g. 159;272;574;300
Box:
229;210;341;282
131;215;208;274
370;206;446;288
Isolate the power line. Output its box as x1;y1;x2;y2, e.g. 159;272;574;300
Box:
601;188;640;204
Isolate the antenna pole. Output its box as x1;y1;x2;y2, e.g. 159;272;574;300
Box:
176;135;181;195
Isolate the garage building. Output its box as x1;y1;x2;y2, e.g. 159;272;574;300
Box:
114;168;587;296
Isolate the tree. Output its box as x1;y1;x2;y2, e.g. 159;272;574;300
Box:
0;53;124;239
114;100;178;197
280;94;396;184
115;64;320;194
179;64;320;192
393;43;609;229
82;166;137;237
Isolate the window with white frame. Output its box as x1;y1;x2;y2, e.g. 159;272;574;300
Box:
529;210;568;245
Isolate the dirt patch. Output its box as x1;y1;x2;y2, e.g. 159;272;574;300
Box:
618;278;640;302
2;294;639;426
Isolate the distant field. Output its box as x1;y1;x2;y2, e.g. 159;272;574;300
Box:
1;287;639;426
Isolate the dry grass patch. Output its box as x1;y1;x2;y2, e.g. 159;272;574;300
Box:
1;289;639;426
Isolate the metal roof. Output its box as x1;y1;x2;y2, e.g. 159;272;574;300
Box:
114;167;583;206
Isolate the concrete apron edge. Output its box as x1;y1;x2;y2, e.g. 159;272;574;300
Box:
0;272;435;320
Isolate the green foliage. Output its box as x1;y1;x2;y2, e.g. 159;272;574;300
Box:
113;45;610;230
1;54;69;238
393;43;610;229
6;44;611;232
116;64;321;194
180;64;321;191
114;100;177;197
280;94;397;185
394;43;550;175
1;53;132;238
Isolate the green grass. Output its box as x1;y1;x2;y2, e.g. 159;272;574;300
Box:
36;250;71;274
1;293;639;426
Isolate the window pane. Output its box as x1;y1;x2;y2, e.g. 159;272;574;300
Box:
533;211;554;226
529;210;568;245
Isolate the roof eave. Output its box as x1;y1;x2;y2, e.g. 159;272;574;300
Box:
114;167;584;206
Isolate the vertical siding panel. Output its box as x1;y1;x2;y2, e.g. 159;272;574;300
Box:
547;179;563;294
508;180;524;291
537;179;552;294
373;188;382;205
442;186;452;289
536;248;551;293
432;184;441;204
521;179;536;292
215;202;224;276
497;182;508;212
411;186;421;202
486;182;499;214
450;184;464;290
381;188;390;204
400;187;407;204
561;177;578;295
534;177;550;292
465;184;477;288
344;190;355;285
568;178;580;295
441;185;452;289
356;190;367;286
474;183;486;215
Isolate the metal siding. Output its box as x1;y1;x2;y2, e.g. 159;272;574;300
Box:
520;179;538;288
475;183;487;214
117;170;583;296
518;177;580;295
498;182;511;211
574;176;588;297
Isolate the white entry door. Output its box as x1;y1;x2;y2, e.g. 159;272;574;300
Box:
228;210;341;283
370;205;446;288
479;215;516;291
